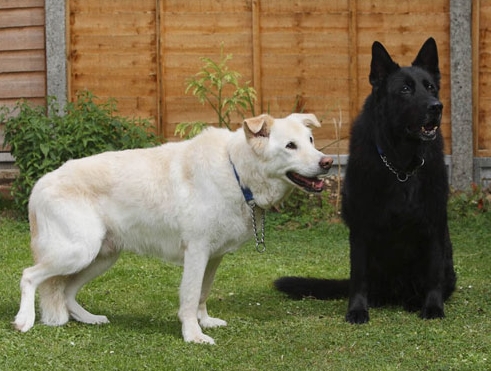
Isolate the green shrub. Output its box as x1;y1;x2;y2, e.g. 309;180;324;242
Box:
268;187;338;230
448;183;490;218
2;91;160;215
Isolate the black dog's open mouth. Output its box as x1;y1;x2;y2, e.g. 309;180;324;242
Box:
419;122;439;141
286;172;325;193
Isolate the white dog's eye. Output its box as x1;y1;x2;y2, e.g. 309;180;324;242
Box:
310;136;313;144
286;142;297;150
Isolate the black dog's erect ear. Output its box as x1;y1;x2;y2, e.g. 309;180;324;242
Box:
369;41;400;88
412;37;440;87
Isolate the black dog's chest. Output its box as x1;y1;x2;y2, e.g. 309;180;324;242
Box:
385;182;435;238
384;180;423;220
389;179;420;203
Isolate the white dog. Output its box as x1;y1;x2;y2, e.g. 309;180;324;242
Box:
13;113;332;344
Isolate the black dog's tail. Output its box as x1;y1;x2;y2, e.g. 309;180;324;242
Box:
274;277;350;300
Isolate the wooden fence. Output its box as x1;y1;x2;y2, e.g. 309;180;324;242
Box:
0;0;45;109
5;1;491;158
475;0;491;157
0;0;45;183
67;0;452;153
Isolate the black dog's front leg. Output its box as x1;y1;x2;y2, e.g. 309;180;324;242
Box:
420;234;446;319
346;232;370;324
421;289;444;319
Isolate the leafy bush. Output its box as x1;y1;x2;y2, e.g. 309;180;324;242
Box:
175;46;257;138
268;187;338;230
2;91;160;215
448;183;490;218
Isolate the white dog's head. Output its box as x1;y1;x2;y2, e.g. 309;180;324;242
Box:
242;113;333;194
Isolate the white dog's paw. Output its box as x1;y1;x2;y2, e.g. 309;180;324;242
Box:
13;313;34;333
182;322;216;344
199;317;227;329
69;308;110;325
183;331;216;345
83;314;110;325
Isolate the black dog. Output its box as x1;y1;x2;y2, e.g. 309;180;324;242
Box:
275;38;456;324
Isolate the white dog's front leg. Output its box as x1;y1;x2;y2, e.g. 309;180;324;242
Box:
178;247;215;344
198;256;227;329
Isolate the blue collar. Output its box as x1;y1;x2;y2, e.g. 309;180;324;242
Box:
230;159;254;203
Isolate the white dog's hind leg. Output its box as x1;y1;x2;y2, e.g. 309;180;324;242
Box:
16;206;106;332
198;256;227;329
179;245;216;344
38;277;69;326
14;263;65;332
65;253;120;324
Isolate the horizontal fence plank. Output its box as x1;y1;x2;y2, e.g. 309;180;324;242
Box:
0;97;45;109
260;0;347;13
162;13;251;32
0;27;44;51
0;50;45;73
71;0;155;13
0;72;45;99
163;0;251;13
356;0;449;13
70;34;156;53
0;7;44;29
0;0;43;10
71;74;157;96
70;13;156;35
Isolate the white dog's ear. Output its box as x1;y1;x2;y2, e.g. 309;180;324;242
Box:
243;114;273;139
286;113;321;128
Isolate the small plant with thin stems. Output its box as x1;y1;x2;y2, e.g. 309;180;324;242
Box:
175;45;257;138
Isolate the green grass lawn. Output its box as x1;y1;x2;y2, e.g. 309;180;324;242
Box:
0;202;490;370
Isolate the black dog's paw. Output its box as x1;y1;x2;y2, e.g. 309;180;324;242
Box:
345;309;370;324
420;305;445;319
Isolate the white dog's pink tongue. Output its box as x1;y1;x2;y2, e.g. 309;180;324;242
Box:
287;172;324;192
312;178;324;191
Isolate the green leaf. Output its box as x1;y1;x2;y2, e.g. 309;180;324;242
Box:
39;143;49;157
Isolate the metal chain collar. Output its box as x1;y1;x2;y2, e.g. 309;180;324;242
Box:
248;201;266;253
379;153;425;182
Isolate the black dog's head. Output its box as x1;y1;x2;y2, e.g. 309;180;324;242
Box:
369;38;443;142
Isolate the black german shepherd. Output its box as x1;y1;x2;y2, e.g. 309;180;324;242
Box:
275;38;456;323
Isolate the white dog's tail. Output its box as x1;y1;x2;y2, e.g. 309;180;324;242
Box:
38;276;70;326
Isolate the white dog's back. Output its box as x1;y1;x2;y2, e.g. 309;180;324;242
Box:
30;127;248;262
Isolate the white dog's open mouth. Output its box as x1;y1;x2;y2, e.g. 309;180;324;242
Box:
286;172;325;193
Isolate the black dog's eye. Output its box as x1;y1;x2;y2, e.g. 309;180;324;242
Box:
426;82;436;93
286;142;297;150
401;85;411;94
